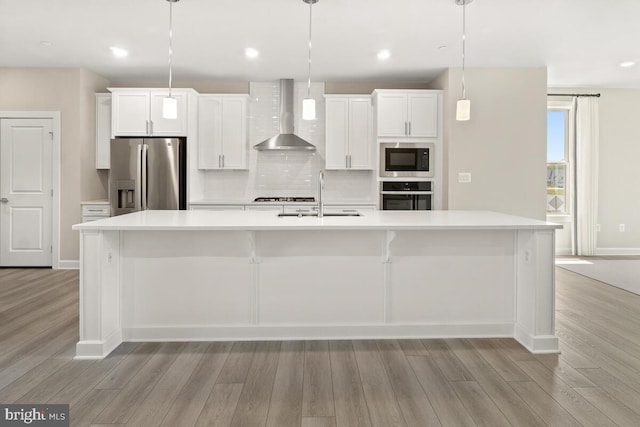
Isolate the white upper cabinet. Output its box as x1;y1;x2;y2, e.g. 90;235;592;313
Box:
109;88;192;137
373;90;438;138
325;95;372;170
197;94;249;170
95;93;111;169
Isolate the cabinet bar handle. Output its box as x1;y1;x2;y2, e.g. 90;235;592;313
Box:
222;155;225;168
150;120;153;135
409;122;412;135
146;120;149;134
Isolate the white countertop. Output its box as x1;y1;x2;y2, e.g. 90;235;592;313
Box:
72;210;561;231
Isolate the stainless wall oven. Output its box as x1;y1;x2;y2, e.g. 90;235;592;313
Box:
380;181;432;210
380;142;434;178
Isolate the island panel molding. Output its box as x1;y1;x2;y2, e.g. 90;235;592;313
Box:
73;210;560;358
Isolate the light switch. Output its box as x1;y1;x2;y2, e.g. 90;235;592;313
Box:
458;172;472;183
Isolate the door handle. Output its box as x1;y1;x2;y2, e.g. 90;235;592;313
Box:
141;144;148;210
408;122;412;135
0;197;8;203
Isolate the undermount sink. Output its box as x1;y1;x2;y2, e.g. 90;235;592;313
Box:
277;212;361;218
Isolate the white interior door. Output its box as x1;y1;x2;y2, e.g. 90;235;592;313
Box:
0;118;53;266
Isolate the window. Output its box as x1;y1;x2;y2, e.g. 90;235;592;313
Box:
547;109;570;213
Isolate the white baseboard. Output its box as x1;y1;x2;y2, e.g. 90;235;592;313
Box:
58;260;80;270
596;248;640;256
122;323;514;343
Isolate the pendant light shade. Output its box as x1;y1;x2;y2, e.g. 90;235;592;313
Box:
456;99;471;121
163;0;180;120
302;0;318;121
455;0;473;122
302;98;316;120
163;96;178;119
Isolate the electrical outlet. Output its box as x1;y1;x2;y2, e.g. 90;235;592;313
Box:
619;224;626;232
458;172;472;183
596;224;601;232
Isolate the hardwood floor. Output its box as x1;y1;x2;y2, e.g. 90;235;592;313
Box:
2;267;640;426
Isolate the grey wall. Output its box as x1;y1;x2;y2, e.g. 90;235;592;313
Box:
431;67;548;220
549;88;640;253
0;67;109;261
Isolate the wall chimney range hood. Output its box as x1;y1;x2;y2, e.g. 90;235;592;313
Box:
253;79;316;151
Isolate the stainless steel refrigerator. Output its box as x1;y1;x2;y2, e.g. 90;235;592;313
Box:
109;138;187;216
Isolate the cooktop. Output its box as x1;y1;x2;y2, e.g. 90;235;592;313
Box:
253;197;316;203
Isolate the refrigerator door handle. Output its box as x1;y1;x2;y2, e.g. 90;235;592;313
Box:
141;143;148;210
134;142;143;211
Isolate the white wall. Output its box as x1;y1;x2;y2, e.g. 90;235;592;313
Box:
549;88;640;254
431;68;548;220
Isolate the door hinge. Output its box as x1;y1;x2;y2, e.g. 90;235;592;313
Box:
51;189;53;197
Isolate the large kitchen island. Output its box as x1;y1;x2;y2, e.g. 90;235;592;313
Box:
72;210;561;359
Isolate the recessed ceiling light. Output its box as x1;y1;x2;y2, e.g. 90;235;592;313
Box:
245;48;259;59
377;49;391;60
39;40;52;47
109;46;128;58
438;45;448;50
619;60;636;68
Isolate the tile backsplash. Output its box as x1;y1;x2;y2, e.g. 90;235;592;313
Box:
201;81;376;202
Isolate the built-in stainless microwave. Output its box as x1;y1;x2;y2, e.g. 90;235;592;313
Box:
380;142;434;178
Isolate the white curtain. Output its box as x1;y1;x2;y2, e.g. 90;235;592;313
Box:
575;96;599;256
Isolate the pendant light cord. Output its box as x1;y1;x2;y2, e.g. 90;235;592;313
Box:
307;1;313;98
168;0;174;98
461;0;466;100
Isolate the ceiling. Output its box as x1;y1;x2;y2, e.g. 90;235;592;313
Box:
1;0;639;88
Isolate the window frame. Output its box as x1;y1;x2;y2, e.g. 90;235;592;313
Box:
547;100;575;217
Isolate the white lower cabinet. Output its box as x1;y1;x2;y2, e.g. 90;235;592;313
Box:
245;205;284;213
188;203;376;214
81;203;111;222
189;204;244;211
283;205;317;214
324;205;376;214
198;95;249;170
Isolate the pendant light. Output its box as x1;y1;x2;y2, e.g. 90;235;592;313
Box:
302;0;318;121
162;0;180;119
455;0;473;121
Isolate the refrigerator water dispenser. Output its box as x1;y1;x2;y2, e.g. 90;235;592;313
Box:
116;180;136;209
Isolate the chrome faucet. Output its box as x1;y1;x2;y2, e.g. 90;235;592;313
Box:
318;170;325;218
